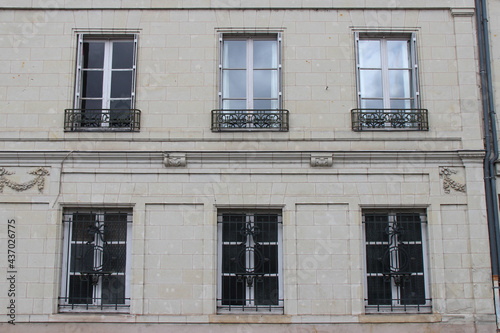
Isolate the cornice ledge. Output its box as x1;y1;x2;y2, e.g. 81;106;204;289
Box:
0;151;164;165
458;150;486;163
333;151;466;164
181;151;308;165
451;8;475;17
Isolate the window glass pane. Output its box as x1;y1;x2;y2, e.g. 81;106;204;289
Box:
366;245;388;273
253;40;277;69
110;100;132;110
255;276;279;305
401;275;426;305
360;99;384;110
222;276;245;305
83;42;105;69
111;71;133;98
387;40;409;68
359;70;382;98
399;243;424;273
389;70;410;98
222;244;245;273
222;214;246;242
359;40;381;68
223;40;246;68
398;213;422;241
69;275;93;304
81;71;103;98
365;214;389;242
254;245;278;274
102;275;126;305
81;100;102;110
254;214;278;242
254;70;277;98
72;213;96;241
253;100;278;110
367;276;392;305
390;99;412;109
222;99;246;110
103;244;127;273
223;70;246;99
70;244;94;273
112;41;134;69
104;214;128;241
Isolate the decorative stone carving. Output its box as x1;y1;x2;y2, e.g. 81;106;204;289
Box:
0;167;50;193
164;153;187;167
310;154;333;167
439;167;466;194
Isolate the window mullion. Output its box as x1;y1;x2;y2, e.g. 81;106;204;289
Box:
101;41;112;127
380;39;391;109
247;39;253;110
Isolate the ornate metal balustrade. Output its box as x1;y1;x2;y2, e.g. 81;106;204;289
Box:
351;109;428;131
64;109;141;132
211;109;289;132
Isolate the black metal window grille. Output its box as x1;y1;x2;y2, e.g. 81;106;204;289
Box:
211;109;289;132
217;210;283;313
363;211;431;313
351;108;428;131
64;108;141;132
59;210;132;312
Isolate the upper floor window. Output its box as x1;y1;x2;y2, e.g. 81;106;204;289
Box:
65;35;140;132
352;33;428;131
217;209;284;313
59;209;132;312
211;33;288;131
363;210;431;313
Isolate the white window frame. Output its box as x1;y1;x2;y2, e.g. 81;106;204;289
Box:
59;209;132;312
362;210;431;313
74;34;138;128
218;33;282;110
217;210;284;313
355;32;419;110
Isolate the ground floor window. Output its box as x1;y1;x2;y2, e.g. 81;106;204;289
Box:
217;209;283;313
59;209;132;312
363;210;431;313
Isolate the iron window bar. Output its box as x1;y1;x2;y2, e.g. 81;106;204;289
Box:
59;211;132;312
211;109;289;132
351;108;428;131
363;211;431;313
64;109;141;132
217;211;284;313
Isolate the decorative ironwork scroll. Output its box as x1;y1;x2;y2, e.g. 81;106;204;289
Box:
211;109;289;132
351;109;429;131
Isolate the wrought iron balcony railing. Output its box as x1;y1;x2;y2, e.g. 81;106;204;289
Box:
211;109;289;132
64;109;141;132
351;109;429;131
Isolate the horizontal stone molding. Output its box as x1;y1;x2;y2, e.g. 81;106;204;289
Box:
0;150;484;168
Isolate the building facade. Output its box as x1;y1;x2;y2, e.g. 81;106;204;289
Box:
0;0;496;332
